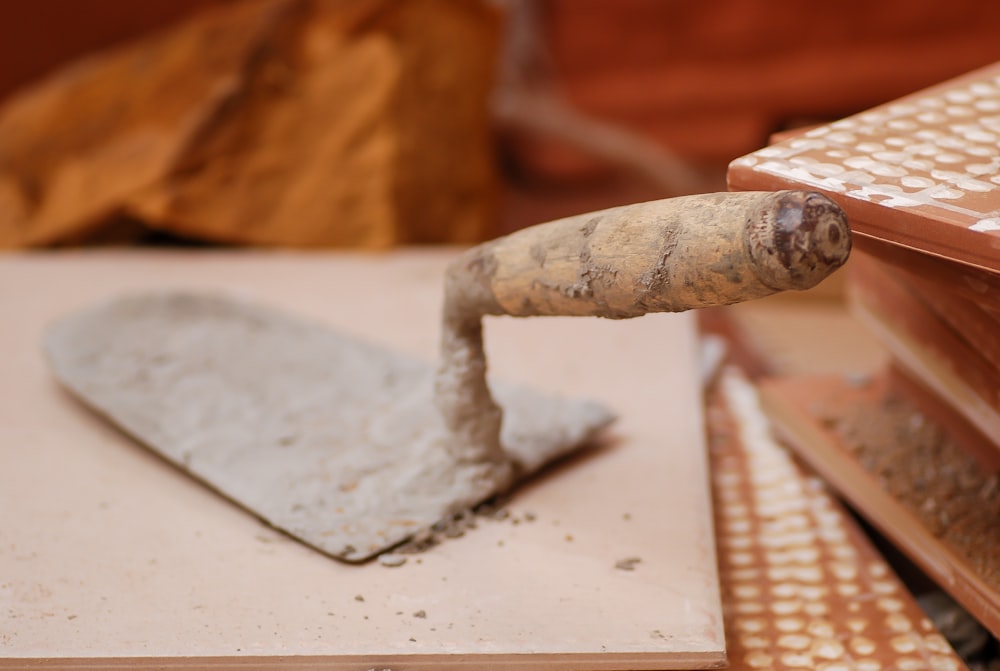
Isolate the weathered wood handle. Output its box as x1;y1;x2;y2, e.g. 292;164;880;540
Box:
434;191;850;472
445;190;850;321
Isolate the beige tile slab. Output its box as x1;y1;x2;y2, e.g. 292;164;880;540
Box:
0;250;724;669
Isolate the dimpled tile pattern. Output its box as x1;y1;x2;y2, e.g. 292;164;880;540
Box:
709;370;968;671
729;63;1000;271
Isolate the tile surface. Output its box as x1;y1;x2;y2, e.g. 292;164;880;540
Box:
730;62;1000;272
0;250;723;669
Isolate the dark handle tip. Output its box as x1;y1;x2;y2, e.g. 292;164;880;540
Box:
748;190;852;291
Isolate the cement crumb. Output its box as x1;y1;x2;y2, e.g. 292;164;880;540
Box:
378;554;407;568
390;500;520;557
615;556;642;571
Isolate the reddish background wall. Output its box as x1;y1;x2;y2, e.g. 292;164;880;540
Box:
4;0;1000;234
4;0;999;167
519;0;1000;178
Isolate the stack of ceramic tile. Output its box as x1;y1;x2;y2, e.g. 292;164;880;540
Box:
727;62;1000;637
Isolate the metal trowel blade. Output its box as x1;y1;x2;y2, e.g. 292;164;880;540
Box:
44;292;614;562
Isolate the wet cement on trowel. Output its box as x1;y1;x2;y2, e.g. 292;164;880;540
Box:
44;292;614;562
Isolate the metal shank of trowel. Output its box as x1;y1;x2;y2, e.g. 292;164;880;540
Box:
434;190;851;468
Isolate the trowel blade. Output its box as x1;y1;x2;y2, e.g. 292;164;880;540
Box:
44;293;614;562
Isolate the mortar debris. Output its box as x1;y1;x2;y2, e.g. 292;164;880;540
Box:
392;509;481;555
476;499;511;520
820;390;1000;591
386;497;528;558
378;553;407;568
615;557;642;571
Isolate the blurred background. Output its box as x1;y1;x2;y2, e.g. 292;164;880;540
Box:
1;0;999;248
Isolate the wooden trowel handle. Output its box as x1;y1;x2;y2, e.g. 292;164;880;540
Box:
444;190;850;321
434;191;850;470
